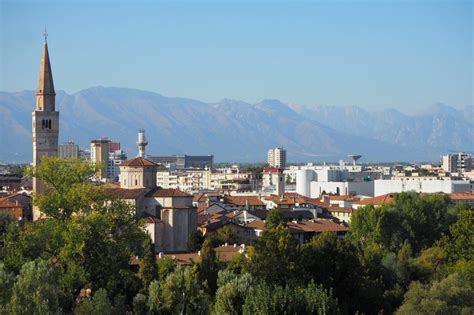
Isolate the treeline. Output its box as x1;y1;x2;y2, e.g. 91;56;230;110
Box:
0;158;473;314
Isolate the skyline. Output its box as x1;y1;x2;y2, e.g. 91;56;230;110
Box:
1;0;472;114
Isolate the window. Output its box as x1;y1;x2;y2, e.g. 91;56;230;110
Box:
135;179;138;186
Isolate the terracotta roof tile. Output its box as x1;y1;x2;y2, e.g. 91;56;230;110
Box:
146;188;192;198
449;193;474;200
122;157;158;167
223;195;264;206
353;194;395;206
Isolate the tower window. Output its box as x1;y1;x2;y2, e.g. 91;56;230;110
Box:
48;120;52;129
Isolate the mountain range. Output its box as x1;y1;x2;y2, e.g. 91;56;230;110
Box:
1;86;472;163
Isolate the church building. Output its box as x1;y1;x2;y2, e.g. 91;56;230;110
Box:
31;36;197;252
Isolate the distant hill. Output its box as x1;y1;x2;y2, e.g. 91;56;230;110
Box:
1;87;472;163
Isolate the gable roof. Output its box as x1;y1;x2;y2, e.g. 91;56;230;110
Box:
146;188;192;198
353;193;395;206
223;195;265;207
449;193;474;201
121;157;158;167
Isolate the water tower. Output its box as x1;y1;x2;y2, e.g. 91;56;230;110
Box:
348;154;362;167
137;129;148;158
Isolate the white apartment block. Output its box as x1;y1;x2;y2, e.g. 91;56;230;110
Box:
58;141;79;159
267;147;286;168
442;153;472;173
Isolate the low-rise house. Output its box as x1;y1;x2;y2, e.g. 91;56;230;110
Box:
245;218;348;244
449;193;474;208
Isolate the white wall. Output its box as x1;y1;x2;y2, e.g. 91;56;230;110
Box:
374;179;471;196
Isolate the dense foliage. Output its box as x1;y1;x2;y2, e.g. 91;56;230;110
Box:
1;158;472;314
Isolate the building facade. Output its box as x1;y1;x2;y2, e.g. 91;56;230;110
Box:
58;141;79;159
90;139;110;181
267;147;286;168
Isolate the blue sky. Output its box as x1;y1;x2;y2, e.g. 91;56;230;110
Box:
1;0;472;113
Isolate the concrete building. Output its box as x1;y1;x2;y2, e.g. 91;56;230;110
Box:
32;36;59;220
90;138;110;181
148;155;214;170
295;164;379;197
442;153;472;173
267;147;286;168
111;157;197;253
374;178;471;196
108;149;127;182
262;167;285;196
58;141;79;159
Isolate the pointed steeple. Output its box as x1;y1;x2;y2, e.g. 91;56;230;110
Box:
36;41;55;96
35;35;56;111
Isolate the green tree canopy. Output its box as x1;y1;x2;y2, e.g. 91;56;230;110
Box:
27;157;106;220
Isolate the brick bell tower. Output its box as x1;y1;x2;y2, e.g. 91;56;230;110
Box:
32;31;59;220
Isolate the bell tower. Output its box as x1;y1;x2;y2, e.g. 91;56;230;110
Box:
32;32;59;220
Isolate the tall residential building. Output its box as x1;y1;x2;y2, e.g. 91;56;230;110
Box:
58;141;79;159
32;36;59;220
267;147;286;168
90;138;110;181
108;149;127;181
442;153;472;173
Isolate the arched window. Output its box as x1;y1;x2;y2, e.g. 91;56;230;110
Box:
48;120;52;129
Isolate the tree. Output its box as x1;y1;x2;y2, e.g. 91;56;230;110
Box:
138;237;158;290
265;206;286;229
214;271;254;315
161;265;209;314
74;288;114;315
215;225;239;246
0;263;15;311
59;203;145;308
249;224;298;286
6;259;61;314
300;232;376;314
442;207;473;264
396;273;474;315
242;281;338;315
187;230;204;251
26;157;105;220
350;193;455;254
199;238;219;296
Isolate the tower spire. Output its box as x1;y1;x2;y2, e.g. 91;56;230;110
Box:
36;33;55;111
43;27;48;43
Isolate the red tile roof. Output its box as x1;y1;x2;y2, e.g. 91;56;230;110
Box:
245;219;348;234
223;195;264;206
122;157;158;167
146;188;192;198
329;195;360;201
353;194;395;206
449;193;474;200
